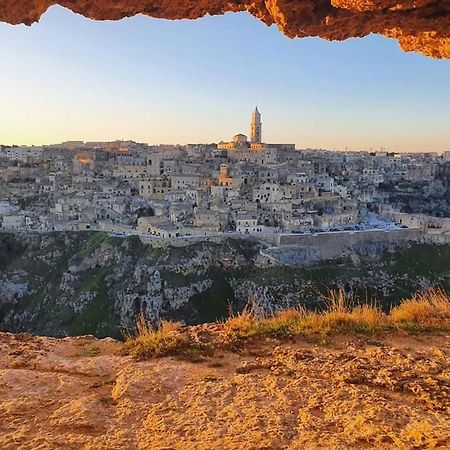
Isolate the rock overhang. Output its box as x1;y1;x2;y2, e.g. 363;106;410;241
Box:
0;1;449;58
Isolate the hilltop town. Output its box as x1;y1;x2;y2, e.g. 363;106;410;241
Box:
1;109;450;244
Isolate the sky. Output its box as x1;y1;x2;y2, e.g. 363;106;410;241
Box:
0;6;449;152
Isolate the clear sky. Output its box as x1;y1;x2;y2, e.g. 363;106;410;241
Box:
0;6;449;152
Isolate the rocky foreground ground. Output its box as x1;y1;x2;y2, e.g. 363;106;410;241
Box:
0;331;449;449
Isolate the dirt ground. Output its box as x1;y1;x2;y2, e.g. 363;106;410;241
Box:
0;331;449;449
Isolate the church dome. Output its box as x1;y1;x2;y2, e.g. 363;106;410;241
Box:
233;134;248;143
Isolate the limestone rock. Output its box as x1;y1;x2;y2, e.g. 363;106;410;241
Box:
1;331;449;448
0;0;449;57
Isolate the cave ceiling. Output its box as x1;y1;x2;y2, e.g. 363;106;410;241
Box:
0;1;449;58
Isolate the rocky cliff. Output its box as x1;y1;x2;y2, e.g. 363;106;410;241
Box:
1;231;450;338
0;0;449;58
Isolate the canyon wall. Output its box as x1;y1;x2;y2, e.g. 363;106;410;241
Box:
1;231;450;338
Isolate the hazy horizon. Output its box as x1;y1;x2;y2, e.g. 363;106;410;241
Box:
1;139;447;155
1;6;449;153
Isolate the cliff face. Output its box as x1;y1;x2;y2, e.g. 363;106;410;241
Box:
1;231;450;339
0;331;449;449
0;0;449;58
0;232;259;338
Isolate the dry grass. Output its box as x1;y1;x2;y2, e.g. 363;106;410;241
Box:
222;288;450;341
123;288;450;358
222;289;388;341
122;315;187;359
390;287;450;325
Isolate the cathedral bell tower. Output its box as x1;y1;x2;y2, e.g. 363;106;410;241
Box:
250;107;262;144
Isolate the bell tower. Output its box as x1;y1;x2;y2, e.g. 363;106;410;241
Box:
250;107;262;144
219;163;228;178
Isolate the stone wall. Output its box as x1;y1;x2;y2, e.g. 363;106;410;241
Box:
262;228;422;264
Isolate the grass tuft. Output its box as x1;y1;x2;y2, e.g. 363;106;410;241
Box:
390;287;450;325
122;315;187;359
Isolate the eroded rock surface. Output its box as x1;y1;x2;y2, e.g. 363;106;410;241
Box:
0;331;449;449
0;0;450;58
0;0;449;57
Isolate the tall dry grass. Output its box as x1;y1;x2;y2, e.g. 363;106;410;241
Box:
122;315;187;359
223;288;387;340
123;288;450;358
390;287;450;324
